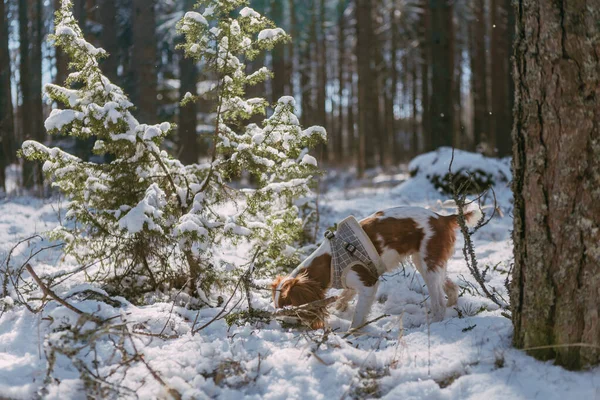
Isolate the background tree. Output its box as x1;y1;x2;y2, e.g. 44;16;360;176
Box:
511;0;600;370
0;0;15;191
429;0;454;149
131;0;157;123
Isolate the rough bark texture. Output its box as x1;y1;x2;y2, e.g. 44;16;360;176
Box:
511;0;600;370
429;0;454;149
54;0;68;84
30;0;44;186
131;0;157;124
420;0;431;152
1;0;15;190
356;0;378;173
99;0;119;84
470;0;489;150
270;0;285;103
178;44;198;165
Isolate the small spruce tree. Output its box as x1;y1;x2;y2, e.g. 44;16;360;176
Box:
21;0;325;299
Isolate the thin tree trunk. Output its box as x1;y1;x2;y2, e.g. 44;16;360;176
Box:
19;0;33;188
470;0;488;151
511;0;600;370
336;0;345;163
411;58;418;156
270;0;285;103
429;0;454;149
420;0;431;151
54;0;68;84
491;0;514;157
131;0;157;124
315;0;327;160
178;43;198;164
286;0;296;96
356;0;377;174
0;0;15;190
30;0;44;188
99;0;119;83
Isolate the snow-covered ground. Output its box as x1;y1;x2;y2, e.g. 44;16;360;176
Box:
1;154;599;399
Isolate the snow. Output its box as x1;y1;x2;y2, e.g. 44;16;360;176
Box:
184;11;208;26
258;28;286;42
1;157;599;399
300;154;318;167
44;109;83;131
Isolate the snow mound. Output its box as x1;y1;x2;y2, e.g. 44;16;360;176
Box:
406;147;511;195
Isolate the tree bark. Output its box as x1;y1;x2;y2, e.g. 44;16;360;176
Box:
470;0;489;151
19;0;34;188
491;0;514;156
420;0;431;152
511;0;600;370
178;43;198;165
336;0;345;163
356;0;378;173
270;0;285;103
429;0;454;149
0;0;15;190
30;0;44;188
131;0;157;124
99;0;119;84
54;0;68;84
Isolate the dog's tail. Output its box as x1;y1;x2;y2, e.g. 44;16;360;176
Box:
441;199;484;228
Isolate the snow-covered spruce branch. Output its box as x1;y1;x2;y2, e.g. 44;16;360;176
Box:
448;148;508;310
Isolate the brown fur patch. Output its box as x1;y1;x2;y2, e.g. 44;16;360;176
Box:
350;264;379;287
361;217;424;257
425;216;457;271
271;272;327;329
305;254;332;289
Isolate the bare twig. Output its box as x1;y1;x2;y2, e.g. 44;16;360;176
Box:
448;147;507;310
25;264;102;323
341;314;389;339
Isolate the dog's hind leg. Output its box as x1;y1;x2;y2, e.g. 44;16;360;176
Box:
414;254;447;322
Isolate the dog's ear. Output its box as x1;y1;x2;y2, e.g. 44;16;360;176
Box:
283;274;325;307
271;276;287;307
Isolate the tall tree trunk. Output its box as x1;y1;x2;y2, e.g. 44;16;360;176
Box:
30;0;44;188
373;2;386;166
54;0;68;84
491;0;514;156
99;0;119;83
131;0;157;124
420;0;431;151
286;0;296;96
429;0;454;149
1;0;15;190
470;0;489;151
336;0;345;163
19;0;33;188
270;0;285;103
315;0;327;161
411;58;418;156
356;0;377;174
511;0;600;370
178;42;198;164
390;3;400;162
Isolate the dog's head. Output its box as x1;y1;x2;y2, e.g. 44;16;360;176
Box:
271;272;327;329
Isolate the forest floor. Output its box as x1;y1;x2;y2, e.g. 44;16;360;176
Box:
1;155;599;399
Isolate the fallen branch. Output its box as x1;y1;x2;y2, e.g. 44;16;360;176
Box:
272;296;338;317
342;314;389;339
25;264;103;324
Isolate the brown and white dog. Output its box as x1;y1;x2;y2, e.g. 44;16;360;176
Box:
271;206;482;329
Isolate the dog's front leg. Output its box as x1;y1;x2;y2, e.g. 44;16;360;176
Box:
349;282;379;330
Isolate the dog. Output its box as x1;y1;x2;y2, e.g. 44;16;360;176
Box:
271;205;482;329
